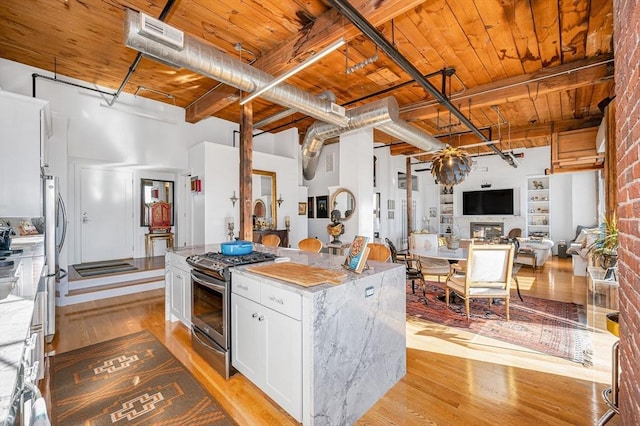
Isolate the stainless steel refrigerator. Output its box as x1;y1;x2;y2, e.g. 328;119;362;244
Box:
43;175;67;342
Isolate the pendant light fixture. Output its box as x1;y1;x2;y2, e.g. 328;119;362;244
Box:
430;145;473;186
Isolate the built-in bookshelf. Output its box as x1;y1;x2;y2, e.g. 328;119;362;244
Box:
527;176;550;238
439;186;454;237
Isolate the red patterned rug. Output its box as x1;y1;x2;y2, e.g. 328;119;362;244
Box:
406;281;593;365
50;330;236;425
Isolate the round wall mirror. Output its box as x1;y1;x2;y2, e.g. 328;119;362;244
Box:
330;188;356;222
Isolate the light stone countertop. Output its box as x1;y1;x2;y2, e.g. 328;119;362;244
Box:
0;292;37;423
170;244;402;295
0;235;45;423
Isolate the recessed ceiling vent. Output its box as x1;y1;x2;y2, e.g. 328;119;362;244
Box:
138;13;184;50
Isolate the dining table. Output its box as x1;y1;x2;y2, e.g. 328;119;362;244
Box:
411;246;468;261
411;245;523;302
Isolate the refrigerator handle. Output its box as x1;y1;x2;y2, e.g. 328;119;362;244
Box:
57;193;67;252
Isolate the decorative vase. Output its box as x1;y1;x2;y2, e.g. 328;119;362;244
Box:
599;254;618;269
446;235;459;250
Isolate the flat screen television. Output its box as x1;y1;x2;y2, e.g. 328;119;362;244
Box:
462;188;514;215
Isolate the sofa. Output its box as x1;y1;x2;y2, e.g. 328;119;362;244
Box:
515;237;554;268
566;225;600;276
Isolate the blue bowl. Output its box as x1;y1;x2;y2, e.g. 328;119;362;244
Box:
220;240;253;256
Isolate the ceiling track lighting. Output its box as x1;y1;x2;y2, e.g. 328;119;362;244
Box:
345;45;379;75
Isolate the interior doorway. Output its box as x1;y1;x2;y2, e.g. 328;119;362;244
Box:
79;167;133;262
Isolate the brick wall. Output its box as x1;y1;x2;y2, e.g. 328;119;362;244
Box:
614;0;640;423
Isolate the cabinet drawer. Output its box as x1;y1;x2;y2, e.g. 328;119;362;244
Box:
261;284;301;320
232;273;260;302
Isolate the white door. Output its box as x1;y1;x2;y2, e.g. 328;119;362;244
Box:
80;168;133;262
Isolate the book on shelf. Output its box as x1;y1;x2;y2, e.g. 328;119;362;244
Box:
344;235;370;273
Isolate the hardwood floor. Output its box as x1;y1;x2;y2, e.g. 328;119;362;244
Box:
44;256;620;425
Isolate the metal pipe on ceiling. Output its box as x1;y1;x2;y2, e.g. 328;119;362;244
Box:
107;0;177;107
328;0;516;167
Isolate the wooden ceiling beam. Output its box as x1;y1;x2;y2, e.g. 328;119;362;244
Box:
388;117;602;156
185;0;425;123
400;54;614;122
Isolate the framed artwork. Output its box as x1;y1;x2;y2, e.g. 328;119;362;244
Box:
308;196;315;218
298;202;307;215
316;195;329;219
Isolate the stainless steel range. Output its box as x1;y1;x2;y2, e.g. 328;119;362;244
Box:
186;251;277;379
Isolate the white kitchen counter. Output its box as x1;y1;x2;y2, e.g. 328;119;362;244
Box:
0;236;46;423
0;291;37;423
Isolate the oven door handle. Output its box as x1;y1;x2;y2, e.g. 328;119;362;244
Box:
192;328;225;355
191;271;226;293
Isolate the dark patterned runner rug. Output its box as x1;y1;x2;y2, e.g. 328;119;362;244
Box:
406;281;593;366
50;330;236;425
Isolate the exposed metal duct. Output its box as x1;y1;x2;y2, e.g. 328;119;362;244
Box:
328;0;517;168
254;90;336;129
125;9;445;178
302;97;444;179
124;9;349;127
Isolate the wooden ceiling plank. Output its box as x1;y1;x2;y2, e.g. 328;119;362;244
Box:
186;0;426;123
512;0;544;74
560;90;575;120
403;2;487;88
531;0;562;68
585;0;614;57
400;55;613;122
531;93;553;124
444;0;509;81
472;0;527;76
559;0;590;62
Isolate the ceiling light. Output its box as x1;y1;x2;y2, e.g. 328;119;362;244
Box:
239;38;345;105
430;146;473;187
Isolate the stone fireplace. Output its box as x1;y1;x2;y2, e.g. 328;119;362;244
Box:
470;222;504;240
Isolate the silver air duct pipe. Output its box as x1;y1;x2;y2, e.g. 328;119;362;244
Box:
254;90;336;129
124;9;349;127
302;97;444;179
125;9;444;179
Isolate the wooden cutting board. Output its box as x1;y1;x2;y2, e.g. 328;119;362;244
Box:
246;262;348;287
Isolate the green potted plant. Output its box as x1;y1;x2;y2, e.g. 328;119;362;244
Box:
587;214;618;269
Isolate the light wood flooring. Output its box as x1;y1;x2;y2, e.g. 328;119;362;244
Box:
44;256;620;425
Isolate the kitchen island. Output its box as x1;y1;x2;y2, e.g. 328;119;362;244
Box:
166;245;406;425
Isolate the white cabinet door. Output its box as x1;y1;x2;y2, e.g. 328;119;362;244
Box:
0;91;46;217
263;308;302;420
170;268;186;321
232;294;262;381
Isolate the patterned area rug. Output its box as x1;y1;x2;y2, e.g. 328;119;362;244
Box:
407;281;593;365
50;330;236;425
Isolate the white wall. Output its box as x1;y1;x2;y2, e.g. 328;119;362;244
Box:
0;58;301;260
189;142;301;246
304;143;340;240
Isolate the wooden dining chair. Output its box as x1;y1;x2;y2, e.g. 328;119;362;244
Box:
445;244;515;320
261;234;281;247
298;237;322;253
366;243;391;262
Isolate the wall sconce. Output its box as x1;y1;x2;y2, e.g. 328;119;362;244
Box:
277;194;284;207
226;217;235;241
230;191;239;206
